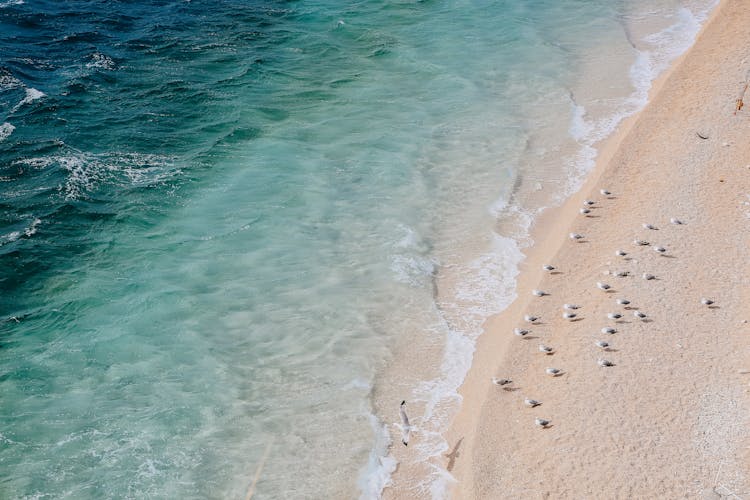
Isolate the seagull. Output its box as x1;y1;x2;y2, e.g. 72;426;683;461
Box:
600;189;611;196
634;239;649;246
654;246;666;254
563;303;581;310
607;312;622;320
580;208;591;215
616;298;630;306
601;327;616;334
613;270;629;277
583;199;595;206
399;401;412;446
532;289;547;297
570;232;584;241
615;249;628;257
701;298;714;306
642;223;658;230
524;398;542;408
538;344;555;355
596;282;611;291
535;417;551;428
633;310;647;320
597;359;615;367
542;264;556;272
643;273;655;280
670;218;683;225
545;367;562;377
595;340;611;350
491;377;513;387
514;328;530;337
562;312;577;320
524;314;540;323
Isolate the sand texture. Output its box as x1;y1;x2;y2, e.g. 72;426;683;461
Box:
388;0;750;498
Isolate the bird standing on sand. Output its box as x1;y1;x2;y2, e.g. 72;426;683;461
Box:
607;312;622;320
545;367;563;377
615;249;628;257
538;344;555;355
616;298;630;306
399;401;412;446
532;289;547;297
634;239;649;246
643;273;655;280
584;200;595;206
563;303;581;310
596;282;611;291
562;312;577;320
701;298;715;306
597;359;615;367
643;223;658;230
595;340;611;350
654;246;666;254
600;189;611;196
535;418;551;428
633;310;647;320
580;208;591;216
670;218;683;225
524;314;540;323
524;398;542;408
514;328;530;337
613;270;629;277
601;327;616;334
542;264;556;272
492;377;513;387
570;232;584;241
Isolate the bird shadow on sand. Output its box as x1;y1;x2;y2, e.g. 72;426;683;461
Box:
550;271;564;275
569;317;585;322
641;318;654;323
708;305;721;309
660;254;677;259
502;387;521;392
521;336;541;341
445;437;464;472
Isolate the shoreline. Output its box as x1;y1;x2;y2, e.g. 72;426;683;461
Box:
383;0;750;497
445;0;750;497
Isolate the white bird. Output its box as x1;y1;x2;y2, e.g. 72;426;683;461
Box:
633;310;647;320
535;417;551;428
601;327;616;334
643;273;655;280
524;314;540;323
654;246;666;254
580;208;591;215
491;377;513;387
597;359;615;367
514;328;530;337
634;239;649;246
595;340;611;350
596;282;611;291
545;367;562;377
562;312;577;320
615;249;627;257
542;264;556;272
399;401;412;446
600;189;611;196
616;298;630;306
614;270;629;277
701;298;714;306
532;289;547;297
670;218;683;225
642;223;658;230
570;232;584;240
563;303;581;310
583;199;595;206
538;344;555;355
607;312;622;320
524;398;542;408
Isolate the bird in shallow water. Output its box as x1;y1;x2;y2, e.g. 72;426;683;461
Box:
601;327;616;334
538;344;555;355
535;418;551;428
596;282;611;291
399;401;412;446
598;359;615;367
701;298;715;306
514;328;530;337
545;367;563;377
595;340;611;350
525;398;542;408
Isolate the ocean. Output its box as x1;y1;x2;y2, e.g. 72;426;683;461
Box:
0;0;716;498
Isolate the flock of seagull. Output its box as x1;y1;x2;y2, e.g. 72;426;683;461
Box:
491;189;715;429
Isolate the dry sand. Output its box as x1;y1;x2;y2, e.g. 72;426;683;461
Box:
386;0;750;497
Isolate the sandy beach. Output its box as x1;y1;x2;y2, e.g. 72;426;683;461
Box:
386;0;750;497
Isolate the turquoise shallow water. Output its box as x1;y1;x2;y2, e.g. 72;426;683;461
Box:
0;0;715;498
